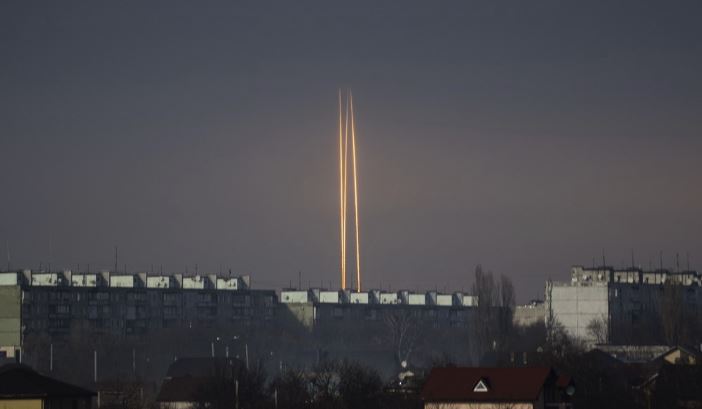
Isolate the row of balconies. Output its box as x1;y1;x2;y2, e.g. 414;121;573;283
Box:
280;288;478;307
0;271;250;291
570;266;701;286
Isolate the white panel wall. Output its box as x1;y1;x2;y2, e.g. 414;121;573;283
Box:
436;294;453;306
32;273;58;286
0;273;18;286
350;292;369;304
550;284;609;343
147;276;172;289
281;291;309;303
72;274;97;287
110;275;134;288
318;291;339;303
407;294;426;305
216;278;238;290
183;276;206;289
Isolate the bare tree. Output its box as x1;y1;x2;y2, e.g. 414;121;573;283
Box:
497;274;516;347
383;309;420;367
586;315;609;344
471;265;495;358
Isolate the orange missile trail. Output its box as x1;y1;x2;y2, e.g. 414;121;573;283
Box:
350;92;361;292
337;89;362;292
343;92;351;290
338;90;346;290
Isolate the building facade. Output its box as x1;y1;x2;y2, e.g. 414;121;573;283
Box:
0;270;276;356
546;266;702;346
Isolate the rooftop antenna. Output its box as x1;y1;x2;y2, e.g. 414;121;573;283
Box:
675;253;680;272
298;271;302;290
687;252;690;271
114;246;118;273
48;238;52;272
631;249;636;269
659;251;664;271
5;240;10;272
601;248;606;268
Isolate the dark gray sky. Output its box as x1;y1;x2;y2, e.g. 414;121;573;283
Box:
2;1;701;301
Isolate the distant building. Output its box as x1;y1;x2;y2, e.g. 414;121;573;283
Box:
514;300;545;328
279;288;479;331
421;367;574;409
545;265;702;346
0;270;275;356
0;363;95;409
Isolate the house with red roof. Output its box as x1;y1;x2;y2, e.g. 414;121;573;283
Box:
421;367;574;409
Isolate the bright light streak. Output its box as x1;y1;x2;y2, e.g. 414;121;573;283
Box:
350;92;361;292
338;90;346;290
343;92;350;290
337;89;362;292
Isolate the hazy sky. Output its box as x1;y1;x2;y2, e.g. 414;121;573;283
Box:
2;1;701;301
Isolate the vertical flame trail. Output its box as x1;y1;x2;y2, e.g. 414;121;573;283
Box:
338;89;362;292
338;90;346;290
350;92;362;292
343;92;351;289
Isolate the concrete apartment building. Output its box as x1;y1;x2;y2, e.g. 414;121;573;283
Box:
280;288;479;330
0;269;487;357
546;265;702;346
0;270;277;358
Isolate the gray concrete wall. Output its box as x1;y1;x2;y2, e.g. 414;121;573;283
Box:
549;283;609;343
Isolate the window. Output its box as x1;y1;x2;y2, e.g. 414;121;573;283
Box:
473;379;489;392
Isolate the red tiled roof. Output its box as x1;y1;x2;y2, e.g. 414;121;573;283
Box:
421;367;554;402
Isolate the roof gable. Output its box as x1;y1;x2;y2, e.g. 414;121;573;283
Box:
473;378;489;392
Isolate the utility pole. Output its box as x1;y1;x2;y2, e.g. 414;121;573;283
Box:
50;343;53;372
235;380;239;409
245;343;249;370
48;238;52;272
94;350;98;383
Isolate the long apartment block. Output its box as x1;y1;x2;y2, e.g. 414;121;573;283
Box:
0;270;277;357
